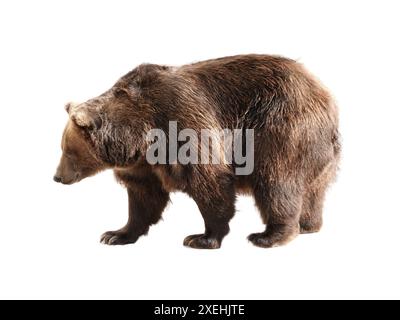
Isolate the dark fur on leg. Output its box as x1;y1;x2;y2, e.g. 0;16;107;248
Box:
184;168;235;249
101;165;169;245
249;180;302;248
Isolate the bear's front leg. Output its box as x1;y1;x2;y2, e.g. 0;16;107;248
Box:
184;169;235;249
101;180;169;246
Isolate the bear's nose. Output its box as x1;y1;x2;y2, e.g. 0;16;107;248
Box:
53;175;62;183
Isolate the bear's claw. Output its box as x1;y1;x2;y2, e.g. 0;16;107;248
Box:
183;234;221;249
100;231;138;246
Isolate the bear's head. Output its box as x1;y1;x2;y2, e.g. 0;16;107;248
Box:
53;104;106;184
53;66;163;184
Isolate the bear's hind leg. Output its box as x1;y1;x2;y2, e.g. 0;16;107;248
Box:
249;180;302;248
299;188;324;234
300;161;336;234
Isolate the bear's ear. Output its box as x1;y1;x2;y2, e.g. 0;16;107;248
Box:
64;102;80;114
134;64;168;88
70;107;102;130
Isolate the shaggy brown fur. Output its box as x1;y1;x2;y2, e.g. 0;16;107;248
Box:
54;54;340;249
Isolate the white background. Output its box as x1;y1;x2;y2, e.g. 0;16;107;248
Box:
0;0;399;300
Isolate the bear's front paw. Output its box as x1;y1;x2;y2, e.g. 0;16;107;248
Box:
248;226;299;248
248;232;279;248
183;234;221;249
100;231;138;246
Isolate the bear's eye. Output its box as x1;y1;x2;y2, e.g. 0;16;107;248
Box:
114;88;129;99
64;152;75;160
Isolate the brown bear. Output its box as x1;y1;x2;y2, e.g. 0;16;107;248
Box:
54;54;340;249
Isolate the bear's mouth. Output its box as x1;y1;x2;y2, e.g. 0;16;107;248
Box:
59;172;81;185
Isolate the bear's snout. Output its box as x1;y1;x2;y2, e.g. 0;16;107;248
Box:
53;175;62;183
